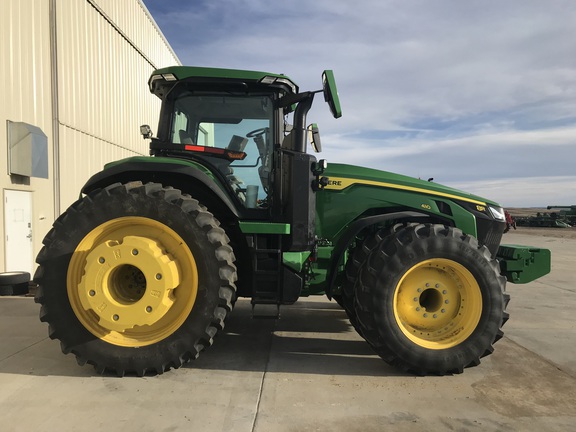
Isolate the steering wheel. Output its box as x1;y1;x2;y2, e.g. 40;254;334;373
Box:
245;127;271;195
246;127;269;138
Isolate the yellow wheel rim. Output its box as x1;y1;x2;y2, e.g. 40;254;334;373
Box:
67;216;198;347
393;258;482;350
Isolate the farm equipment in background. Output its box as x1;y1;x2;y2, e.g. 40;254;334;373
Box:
35;66;551;377
547;205;576;226
516;208;573;228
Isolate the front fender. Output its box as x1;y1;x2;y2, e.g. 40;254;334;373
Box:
325;211;429;298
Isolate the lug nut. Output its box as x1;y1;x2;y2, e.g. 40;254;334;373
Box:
99;257;105;264
132;249;139;256
155;273;162;280
89;290;96;297
146;306;152;313
113;314;119;321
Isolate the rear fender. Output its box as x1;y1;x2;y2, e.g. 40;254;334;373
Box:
81;159;259;298
81;159;240;219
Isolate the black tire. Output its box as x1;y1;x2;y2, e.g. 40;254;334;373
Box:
0;285;14;296
0;271;30;286
341;229;388;334
342;224;410;335
34;182;237;376
354;223;508;375
13;282;30;295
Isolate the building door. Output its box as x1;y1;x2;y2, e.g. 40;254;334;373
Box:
4;190;33;274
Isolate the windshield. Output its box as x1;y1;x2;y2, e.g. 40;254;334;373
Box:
169;93;274;206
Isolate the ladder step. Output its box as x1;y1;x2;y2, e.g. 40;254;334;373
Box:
250;233;283;306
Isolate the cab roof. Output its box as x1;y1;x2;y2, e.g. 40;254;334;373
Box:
148;66;299;99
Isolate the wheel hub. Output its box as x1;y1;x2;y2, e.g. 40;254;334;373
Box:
394;259;482;349
78;236;180;332
400;279;462;330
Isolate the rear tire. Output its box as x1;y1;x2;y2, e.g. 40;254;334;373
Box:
354;223;507;375
35;182;237;376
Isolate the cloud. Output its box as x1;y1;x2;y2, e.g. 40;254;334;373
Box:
143;0;576;206
454;176;576;208
321;124;576;178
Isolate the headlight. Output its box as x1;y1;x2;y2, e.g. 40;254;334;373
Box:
489;206;505;221
259;76;298;94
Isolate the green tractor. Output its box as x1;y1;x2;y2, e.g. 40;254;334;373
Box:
35;67;551;376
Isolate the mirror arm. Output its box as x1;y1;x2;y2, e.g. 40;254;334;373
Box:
293;93;315;153
276;90;322;109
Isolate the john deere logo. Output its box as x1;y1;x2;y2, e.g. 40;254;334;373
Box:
328;180;342;186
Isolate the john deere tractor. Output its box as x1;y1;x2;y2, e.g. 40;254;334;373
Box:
35;67;551;376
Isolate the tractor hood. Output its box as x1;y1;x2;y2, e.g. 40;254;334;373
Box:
323;163;500;208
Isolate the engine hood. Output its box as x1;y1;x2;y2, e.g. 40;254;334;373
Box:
323;163;500;207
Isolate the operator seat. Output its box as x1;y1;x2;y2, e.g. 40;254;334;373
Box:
179;130;194;145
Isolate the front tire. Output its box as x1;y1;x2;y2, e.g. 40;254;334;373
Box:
341;228;390;335
354;223;508;375
35;182;237;376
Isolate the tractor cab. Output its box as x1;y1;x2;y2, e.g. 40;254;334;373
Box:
145;67;342;249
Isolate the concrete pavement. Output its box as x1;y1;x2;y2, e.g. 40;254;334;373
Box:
0;231;575;431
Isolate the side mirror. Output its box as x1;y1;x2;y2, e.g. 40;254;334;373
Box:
307;123;322;153
322;70;342;119
140;124;153;139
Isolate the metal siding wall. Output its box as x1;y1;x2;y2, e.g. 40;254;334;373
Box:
0;0;179;272
56;0;180;209
1;0;55;272
2;1;52;124
58;126;142;207
93;0;179;68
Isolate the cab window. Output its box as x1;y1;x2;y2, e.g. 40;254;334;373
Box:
169;93;274;207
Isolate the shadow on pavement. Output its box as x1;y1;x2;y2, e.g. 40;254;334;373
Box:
190;299;404;377
1;297;404;378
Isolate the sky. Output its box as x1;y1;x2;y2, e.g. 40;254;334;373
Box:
142;0;576;207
